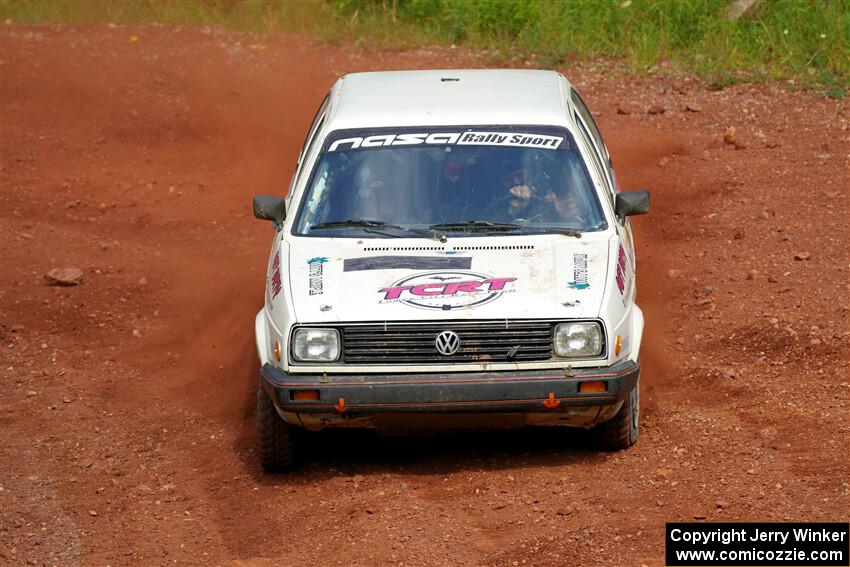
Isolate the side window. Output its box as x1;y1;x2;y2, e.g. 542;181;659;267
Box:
571;89;618;199
571;89;610;163
574;114;613;207
295;94;330;181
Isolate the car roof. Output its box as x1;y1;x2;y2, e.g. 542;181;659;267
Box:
324;69;574;131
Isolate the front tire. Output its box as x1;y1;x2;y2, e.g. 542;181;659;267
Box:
256;382;299;472
591;375;639;451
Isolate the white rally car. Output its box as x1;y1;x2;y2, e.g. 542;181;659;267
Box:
252;70;649;471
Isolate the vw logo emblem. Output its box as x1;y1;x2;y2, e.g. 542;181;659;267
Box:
435;330;461;356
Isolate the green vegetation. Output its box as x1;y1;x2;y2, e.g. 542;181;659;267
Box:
331;0;849;93
2;0;847;92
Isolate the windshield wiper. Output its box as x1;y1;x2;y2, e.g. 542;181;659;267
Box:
430;220;522;231
431;220;581;238
515;226;582;238
311;219;446;243
312;219;388;229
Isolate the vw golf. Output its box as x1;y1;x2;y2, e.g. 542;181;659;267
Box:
252;70;649;471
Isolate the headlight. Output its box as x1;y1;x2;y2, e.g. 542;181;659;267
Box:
554;322;603;357
292;328;340;362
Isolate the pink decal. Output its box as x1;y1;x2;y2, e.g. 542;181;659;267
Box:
615;245;627;294
379;285;413;300
443;280;483;295
410;283;447;296
380;275;517;303
270;253;283;299
482;277;517;291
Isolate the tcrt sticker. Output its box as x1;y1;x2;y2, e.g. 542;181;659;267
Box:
379;271;516;311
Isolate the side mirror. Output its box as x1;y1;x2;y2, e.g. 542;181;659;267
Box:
253;195;286;225
615;190;650;218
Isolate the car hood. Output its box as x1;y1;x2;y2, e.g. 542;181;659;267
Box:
286;234;610;322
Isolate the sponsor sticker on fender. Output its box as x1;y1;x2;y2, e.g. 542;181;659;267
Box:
615;244;633;304
267;251;283;308
307;256;327;296
378;271;517;310
568;253;589;290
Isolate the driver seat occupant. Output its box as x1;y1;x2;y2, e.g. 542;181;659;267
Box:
494;153;580;224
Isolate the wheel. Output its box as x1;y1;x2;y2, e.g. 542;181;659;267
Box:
256;382;299;472
591;375;639;451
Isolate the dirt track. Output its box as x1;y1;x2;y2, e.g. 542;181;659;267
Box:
1;23;848;567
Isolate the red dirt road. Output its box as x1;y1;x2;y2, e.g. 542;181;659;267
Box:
1;23;848;567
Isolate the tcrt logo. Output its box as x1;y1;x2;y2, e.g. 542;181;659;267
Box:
379;271;517;311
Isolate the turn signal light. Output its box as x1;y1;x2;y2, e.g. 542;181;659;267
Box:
615;335;622;356
291;389;320;401
273;341;282;362
579;381;607;393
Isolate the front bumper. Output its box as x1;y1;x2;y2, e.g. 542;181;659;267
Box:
260;359;639;414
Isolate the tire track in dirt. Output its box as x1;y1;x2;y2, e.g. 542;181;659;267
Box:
608;132;689;399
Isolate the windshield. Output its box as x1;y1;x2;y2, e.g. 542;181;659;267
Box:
293;127;607;237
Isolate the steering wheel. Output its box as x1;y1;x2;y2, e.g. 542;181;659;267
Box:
480;188;547;223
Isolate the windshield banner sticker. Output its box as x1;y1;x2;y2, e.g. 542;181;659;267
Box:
307;257;328;296
458;132;561;148
378;271;516;310
328;131;563;153
568;253;589;290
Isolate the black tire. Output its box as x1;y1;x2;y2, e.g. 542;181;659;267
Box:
591;375;639;451
256;383;299;472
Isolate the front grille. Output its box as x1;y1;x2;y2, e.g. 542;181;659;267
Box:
341;320;555;364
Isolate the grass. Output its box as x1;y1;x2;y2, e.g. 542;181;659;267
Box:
331;0;849;93
1;0;848;93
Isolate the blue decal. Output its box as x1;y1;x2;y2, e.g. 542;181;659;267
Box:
307;257;328;296
567;253;589;290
